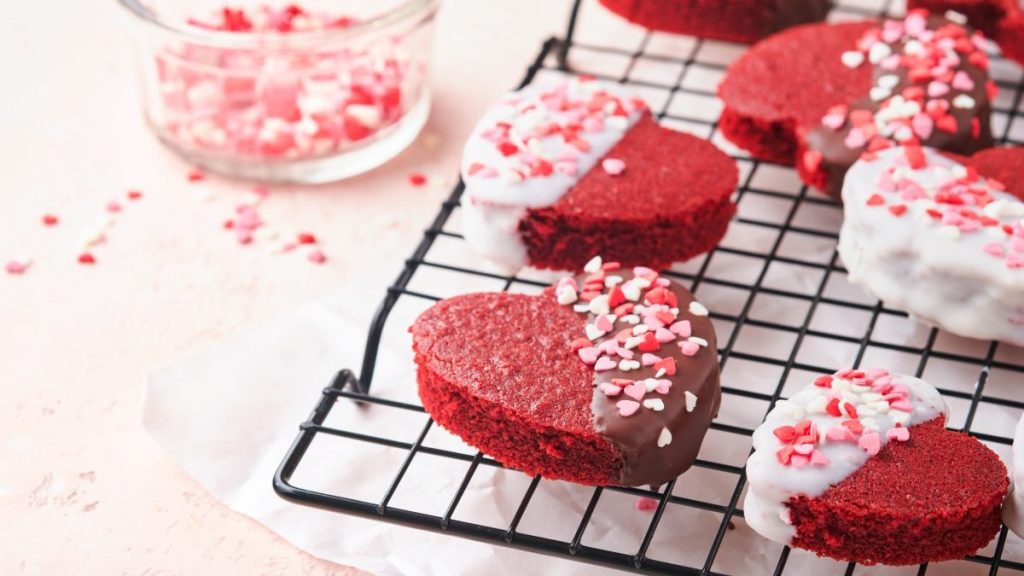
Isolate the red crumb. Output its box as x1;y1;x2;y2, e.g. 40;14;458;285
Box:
408;172;428;187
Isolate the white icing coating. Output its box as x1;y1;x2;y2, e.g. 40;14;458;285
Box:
460;77;645;271
744;369;948;545
839;146;1024;346
1003;415;1024;538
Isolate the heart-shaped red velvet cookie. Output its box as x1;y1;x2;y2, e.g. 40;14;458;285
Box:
460;76;738;273
910;0;1024;64
745;368;1007;565
719;10;996;198
410;258;721;487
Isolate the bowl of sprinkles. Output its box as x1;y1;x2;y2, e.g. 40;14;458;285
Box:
118;0;438;183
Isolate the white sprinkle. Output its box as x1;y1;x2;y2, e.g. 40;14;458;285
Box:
621;282;642;302
657;427;673;447
588;294;611;315
869;86;892;102
688;336;709;347
868;42;891;64
655;368;666;378
583;255;602;274
891;410;911;425
604;275;623;287
644;398;665;412
644;378;659;392
631;324;649;336
623;335;645;349
841;50;865;69
877;74;900;90
953;94;976;109
556;285;578;306
945;10;968;25
684;391;698;413
688;301;709;317
606;116;628;130
573;303;591;313
621;314;640;325
619;359;640;371
585;324;606;341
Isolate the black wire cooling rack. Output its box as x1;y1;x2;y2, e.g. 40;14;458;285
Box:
275;1;1024;574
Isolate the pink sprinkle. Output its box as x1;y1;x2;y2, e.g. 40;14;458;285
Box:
887;426;910;442
188;169;205;182
821;112;846;131
623;381;647;401
236;228;253;245
595;314;614;332
4;259;30;275
844;128;867;149
601;158;626;176
306;249;327;264
594;357;617;372
1007;253;1024;269
127;190;143;201
635;497;659;512
912;114;934;140
809;451;830;466
669;320;692;337
641;353;661;366
654;379;671;394
599;383;622;397
106;201;123;213
251;185;270;198
679;341;700;356
952;70;975;91
578;347;601;364
859;432;881;456
616;400;640;417
928;81;950;98
654;327;675;343
889;399;913;412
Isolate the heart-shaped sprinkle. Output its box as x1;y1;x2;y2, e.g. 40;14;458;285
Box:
617;400;640;417
679;341;700;356
952;70;975;91
841;50;865;69
684;391;698;412
619;359;640;371
859;431;881;456
577;347;601;364
585;325;606;341
594;357;617;372
601;158;626;176
655;379;672;394
657;427;673;447
654;327;675;343
599;383;622;396
886;426;910;442
669;320;692;337
688;301;709;317
595;314;614;332
641;353;661;366
643;398;665;412
623;381;647;401
927;81;950;98
583;255;602;273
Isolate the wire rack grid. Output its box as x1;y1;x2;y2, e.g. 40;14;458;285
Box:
275;1;1024;574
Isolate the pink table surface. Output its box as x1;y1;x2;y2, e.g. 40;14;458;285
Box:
0;1;571;573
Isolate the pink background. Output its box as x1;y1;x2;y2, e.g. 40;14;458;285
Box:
0;1;572;573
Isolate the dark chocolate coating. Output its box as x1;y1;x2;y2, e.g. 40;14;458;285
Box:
584;270;721;486
804;15;994;199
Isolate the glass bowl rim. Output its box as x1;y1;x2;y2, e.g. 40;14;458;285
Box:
116;0;439;46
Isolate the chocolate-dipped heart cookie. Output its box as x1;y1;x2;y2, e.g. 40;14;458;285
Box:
719;10;995;199
461;76;738;273
410;257;721;486
745;368;1007;565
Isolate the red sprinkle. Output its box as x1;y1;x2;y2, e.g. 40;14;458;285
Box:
297;232;318;245
888;204;908;217
307;249;327;264
77;253;96;265
127;190;143;200
408;172;428;187
866;193;885;206
42;214;59;227
188;169;205;182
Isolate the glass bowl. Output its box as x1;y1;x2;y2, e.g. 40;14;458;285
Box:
118;0;438;183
